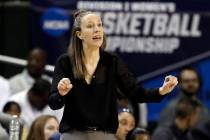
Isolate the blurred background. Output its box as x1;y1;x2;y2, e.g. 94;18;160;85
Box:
1;0;210;136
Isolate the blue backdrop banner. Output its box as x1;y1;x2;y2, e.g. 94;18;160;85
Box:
31;0;210;81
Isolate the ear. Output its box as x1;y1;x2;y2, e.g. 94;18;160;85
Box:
76;31;82;40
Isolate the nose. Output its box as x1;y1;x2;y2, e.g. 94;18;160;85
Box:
94;25;100;33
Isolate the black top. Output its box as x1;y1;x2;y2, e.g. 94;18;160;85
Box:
49;51;165;133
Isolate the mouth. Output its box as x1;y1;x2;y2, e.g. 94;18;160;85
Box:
92;36;102;41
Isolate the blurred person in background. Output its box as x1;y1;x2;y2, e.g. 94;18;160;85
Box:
127;127;151;140
2;101;21;117
49;9;178;140
153;98;201;140
117;92;148;129
9;48;51;94
159;66;209;126
188;101;210;140
116;108;135;140
188;119;210;140
0;112;25;140
9;78;62;128
2;101;27;140
27;115;59;140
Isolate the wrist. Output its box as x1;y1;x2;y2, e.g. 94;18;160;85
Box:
159;87;165;95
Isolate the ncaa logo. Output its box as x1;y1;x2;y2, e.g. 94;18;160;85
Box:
41;8;70;37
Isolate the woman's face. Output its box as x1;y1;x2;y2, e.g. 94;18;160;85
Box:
116;112;135;140
44;118;59;140
77;13;104;49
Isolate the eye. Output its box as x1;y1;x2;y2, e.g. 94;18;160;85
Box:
86;24;93;28
46;126;55;130
98;23;102;27
119;119;127;126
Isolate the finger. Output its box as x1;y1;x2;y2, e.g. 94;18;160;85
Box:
165;75;177;83
62;78;71;85
165;79;176;87
58;82;66;88
165;82;172;89
58;80;70;88
165;75;174;82
168;80;178;89
165;76;171;82
58;84;66;91
66;84;73;89
60;79;71;87
169;77;178;85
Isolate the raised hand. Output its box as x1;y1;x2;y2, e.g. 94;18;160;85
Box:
57;78;73;96
159;75;178;95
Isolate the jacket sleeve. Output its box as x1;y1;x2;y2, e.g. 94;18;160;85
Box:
48;55;67;110
114;54;166;103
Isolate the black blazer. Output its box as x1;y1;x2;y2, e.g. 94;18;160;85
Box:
49;51;165;133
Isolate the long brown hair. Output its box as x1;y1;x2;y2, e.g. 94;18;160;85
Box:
68;9;107;79
26;115;58;140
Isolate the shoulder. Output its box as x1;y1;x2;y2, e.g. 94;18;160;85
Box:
55;53;71;67
166;99;178;109
56;53;70;62
54;54;73;74
9;73;22;82
9;69;29;82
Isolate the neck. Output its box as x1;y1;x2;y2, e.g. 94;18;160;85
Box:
181;90;198;98
27;70;41;79
83;45;100;64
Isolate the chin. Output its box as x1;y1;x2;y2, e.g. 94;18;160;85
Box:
92;41;103;47
92;44;102;49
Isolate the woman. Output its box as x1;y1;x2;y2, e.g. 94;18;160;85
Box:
49;9;178;140
27;115;59;140
116;108;135;140
3;101;21;117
